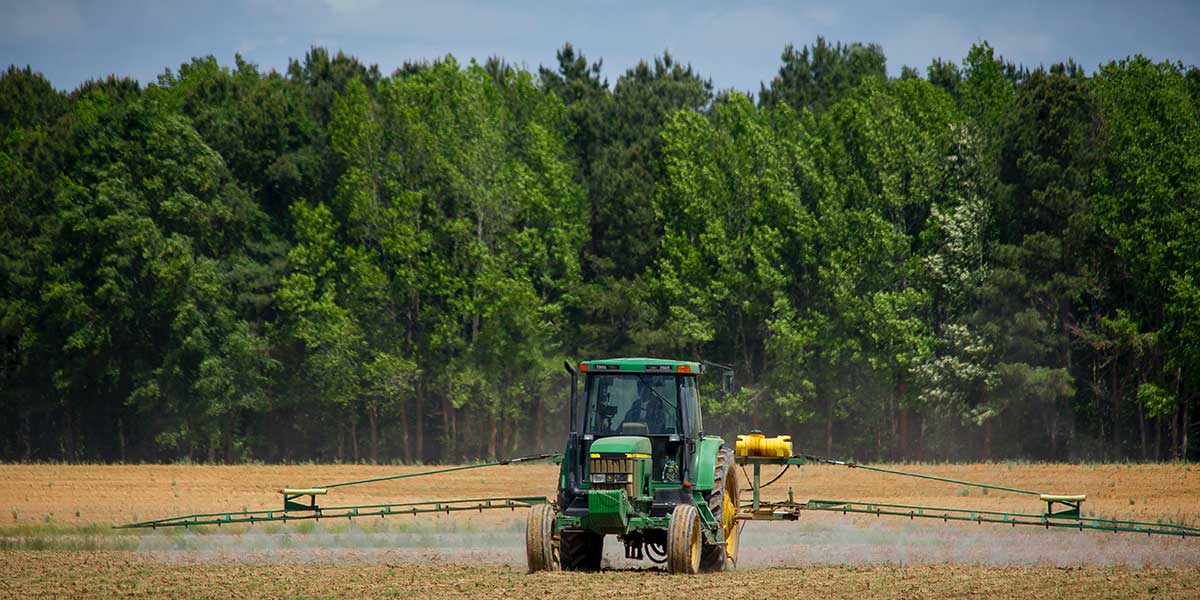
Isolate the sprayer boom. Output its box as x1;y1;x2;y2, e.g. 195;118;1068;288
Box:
734;453;1200;538
115;453;558;530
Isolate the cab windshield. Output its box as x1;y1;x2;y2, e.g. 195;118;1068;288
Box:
584;374;681;436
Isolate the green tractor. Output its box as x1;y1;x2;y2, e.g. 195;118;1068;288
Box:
526;357;739;574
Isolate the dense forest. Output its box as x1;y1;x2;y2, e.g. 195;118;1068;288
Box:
2;39;1198;464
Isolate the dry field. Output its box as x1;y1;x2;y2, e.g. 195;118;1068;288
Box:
1;461;1199;598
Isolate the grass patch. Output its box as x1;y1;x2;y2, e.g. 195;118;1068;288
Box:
0;534;140;551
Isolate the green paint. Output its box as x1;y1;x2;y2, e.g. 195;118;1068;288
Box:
115;496;550;529
589;436;652;455
586;490;630;532
797;499;1200;537
691;436;724;490
579;357;702;373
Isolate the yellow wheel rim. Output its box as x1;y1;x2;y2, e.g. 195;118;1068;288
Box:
723;474;739;562
689;514;702;572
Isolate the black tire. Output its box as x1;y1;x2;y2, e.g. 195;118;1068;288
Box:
526;503;560;572
667;503;701;574
559;529;604;571
700;445;741;572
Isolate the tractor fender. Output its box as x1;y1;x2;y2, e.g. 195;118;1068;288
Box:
690;436;725;491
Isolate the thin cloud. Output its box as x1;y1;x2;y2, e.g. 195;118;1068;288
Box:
2;0;84;41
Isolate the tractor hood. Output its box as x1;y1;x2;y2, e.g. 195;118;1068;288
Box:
589;436;652;456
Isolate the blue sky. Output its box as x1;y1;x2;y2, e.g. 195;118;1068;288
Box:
2;0;1198;93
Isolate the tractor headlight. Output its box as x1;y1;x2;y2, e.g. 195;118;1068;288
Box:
591;473;607;484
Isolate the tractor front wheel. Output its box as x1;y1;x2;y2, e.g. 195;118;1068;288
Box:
526;503;560;572
666;503;701;574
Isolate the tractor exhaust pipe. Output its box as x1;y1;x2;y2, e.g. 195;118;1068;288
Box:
564;361;578;433
563;361;583;499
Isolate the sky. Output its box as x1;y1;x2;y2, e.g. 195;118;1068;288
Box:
2;0;1199;94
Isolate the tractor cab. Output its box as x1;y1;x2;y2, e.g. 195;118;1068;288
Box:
579;359;702;486
556;357;734;523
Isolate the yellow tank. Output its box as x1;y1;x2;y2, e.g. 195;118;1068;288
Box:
735;432;793;457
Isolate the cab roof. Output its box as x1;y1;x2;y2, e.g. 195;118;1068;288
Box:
578;357;703;375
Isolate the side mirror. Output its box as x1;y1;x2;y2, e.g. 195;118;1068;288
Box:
702;360;736;396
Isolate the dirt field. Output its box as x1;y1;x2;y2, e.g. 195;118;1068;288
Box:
1;462;1199;598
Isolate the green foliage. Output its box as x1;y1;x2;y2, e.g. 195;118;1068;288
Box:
1;40;1198;463
760;36;887;113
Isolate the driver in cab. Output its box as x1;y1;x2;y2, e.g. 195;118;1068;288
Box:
619;379;665;434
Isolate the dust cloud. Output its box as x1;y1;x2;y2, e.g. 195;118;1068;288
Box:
734;513;1200;568
131;512;1200;569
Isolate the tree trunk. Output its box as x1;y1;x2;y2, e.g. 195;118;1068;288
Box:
442;382;457;462
983;419;992;462
368;403;379;464
1172;367;1182;460
447;380;460;461
415;385;424;463
888;386;897;460
22;411;32;461
61;397;76;462
117;416;126;462
511;417;521;455
1111;355;1121;457
350;414;360;463
1171;404;1180;460
918;416;927;461
1183;393;1190;461
1049;410;1059;460
825;398;834;456
1137;395;1147;460
223;411;235;464
500;413;512;457
1068;406;1076;460
1179;368;1188;461
487;412;499;460
533;393;544;452
440;379;454;463
1155;415;1163;460
1093;361;1105;457
400;395;412;463
405;289;418;464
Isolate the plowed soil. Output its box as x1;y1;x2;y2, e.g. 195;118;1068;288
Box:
1;462;1198;598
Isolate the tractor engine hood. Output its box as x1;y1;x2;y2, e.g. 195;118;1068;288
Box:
589;436;652;456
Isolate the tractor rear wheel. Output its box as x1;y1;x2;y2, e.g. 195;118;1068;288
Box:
526;503;560;572
700;445;741;572
666;503;702;574
559;529;604;571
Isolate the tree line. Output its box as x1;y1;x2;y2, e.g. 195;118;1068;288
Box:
2;39;1198;464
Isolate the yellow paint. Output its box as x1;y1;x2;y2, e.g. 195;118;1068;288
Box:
735;432;793;457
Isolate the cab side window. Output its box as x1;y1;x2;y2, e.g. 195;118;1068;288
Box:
679;377;700;437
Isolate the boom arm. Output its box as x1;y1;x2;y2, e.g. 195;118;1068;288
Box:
115;453;558;530
735;454;1200;538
